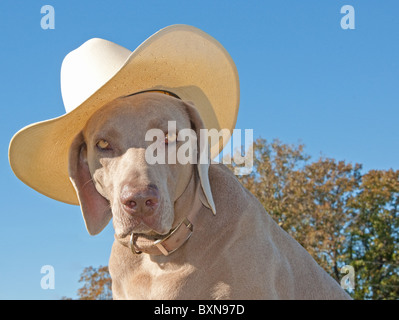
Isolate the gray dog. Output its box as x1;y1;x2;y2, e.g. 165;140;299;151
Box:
68;92;350;299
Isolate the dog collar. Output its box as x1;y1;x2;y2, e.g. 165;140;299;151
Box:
129;217;194;256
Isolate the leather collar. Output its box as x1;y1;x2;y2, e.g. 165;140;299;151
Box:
115;176;207;256
128;217;194;256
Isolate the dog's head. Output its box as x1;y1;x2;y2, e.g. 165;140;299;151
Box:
68;92;215;237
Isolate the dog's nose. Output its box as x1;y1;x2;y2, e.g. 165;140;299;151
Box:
120;185;160;216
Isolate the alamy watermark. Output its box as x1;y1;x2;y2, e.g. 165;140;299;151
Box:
40;4;355;31
40;265;55;290
340;265;355;290
40;5;55;30
144;121;253;175
341;5;355;30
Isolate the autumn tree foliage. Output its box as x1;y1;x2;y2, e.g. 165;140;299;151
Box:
229;138;398;299
74;139;398;300
77;265;112;300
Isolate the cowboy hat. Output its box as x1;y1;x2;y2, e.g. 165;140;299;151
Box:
8;24;240;205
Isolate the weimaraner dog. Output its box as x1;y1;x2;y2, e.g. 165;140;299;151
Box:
68;92;350;299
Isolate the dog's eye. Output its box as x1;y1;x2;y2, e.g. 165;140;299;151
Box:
96;139;112;151
165;132;177;145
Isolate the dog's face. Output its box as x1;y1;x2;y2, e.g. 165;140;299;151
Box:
84;93;194;238
68;92;214;237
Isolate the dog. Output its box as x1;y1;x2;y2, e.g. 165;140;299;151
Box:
68;92;350;299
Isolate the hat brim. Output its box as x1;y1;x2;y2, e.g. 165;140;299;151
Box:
8;25;240;205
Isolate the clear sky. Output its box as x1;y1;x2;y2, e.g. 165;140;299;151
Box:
1;1;398;299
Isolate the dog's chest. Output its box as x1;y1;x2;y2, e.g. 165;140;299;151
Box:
119;256;198;299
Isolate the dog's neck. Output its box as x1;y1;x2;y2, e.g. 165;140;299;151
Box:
115;170;206;256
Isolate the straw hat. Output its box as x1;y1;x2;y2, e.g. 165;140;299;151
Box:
8;24;240;205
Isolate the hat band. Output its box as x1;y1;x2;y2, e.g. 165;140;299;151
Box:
123;89;181;100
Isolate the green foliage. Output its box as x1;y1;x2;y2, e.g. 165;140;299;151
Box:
348;169;399;300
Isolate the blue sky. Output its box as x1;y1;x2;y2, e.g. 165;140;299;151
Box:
1;1;398;299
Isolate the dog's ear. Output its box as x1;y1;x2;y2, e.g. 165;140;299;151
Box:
68;132;112;235
181;100;216;215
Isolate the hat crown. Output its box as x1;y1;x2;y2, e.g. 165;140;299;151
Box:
61;38;131;113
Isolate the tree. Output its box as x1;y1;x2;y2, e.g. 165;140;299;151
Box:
347;169;399;300
229;138;398;299
77;265;112;300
